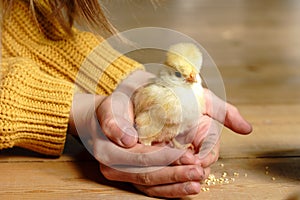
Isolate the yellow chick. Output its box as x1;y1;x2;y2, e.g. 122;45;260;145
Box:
133;43;205;148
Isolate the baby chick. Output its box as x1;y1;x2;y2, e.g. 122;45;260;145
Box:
133;43;205;148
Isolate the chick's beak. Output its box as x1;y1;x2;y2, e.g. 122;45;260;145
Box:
186;72;197;83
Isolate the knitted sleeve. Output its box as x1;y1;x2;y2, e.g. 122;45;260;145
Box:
0;58;74;155
2;0;144;95
0;1;144;155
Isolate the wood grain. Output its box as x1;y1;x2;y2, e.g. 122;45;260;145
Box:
0;156;298;200
220;104;300;158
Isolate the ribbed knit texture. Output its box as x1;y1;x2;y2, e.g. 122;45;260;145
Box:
0;58;74;155
0;0;144;155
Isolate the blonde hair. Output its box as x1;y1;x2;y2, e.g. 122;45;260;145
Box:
1;0;117;39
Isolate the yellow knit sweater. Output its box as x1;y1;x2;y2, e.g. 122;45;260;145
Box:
0;1;143;155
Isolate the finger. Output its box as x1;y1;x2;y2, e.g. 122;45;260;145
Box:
203;167;211;180
171;150;201;165
223;102;253;134
173;115;217;153
182;116;220;160
134;181;201;198
100;164;205;185
115;70;156;96
199;139;220;168
69;94;105;137
203;89;252;134
190;115;214;152
94;137;192;168
96;92;138;147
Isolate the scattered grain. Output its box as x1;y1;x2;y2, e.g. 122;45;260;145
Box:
201;187;210;192
202;167;245;192
265;171;269;175
208;174;215;180
224;178;230;184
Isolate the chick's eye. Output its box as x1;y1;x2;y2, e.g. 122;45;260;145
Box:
175;71;182;78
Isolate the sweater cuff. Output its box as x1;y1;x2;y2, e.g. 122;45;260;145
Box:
0;58;74;156
79;40;145;95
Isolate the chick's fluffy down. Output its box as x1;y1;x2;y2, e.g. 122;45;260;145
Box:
133;78;203;146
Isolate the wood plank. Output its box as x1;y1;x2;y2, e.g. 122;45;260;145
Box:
0;161;150;200
0;157;298;200
219;66;300;104
104;0;300;67
0;135;93;163
0;104;298;199
103;0;300;105
191;157;300;200
126;53;300;105
0;104;298;198
220;104;300;158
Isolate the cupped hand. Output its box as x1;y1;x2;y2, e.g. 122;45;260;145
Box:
72;93;208;198
94;92;207;198
68;71;207;198
68;70;252;198
94;87;252;198
176;88;252;167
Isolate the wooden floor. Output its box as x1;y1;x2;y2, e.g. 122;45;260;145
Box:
1;0;300;199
